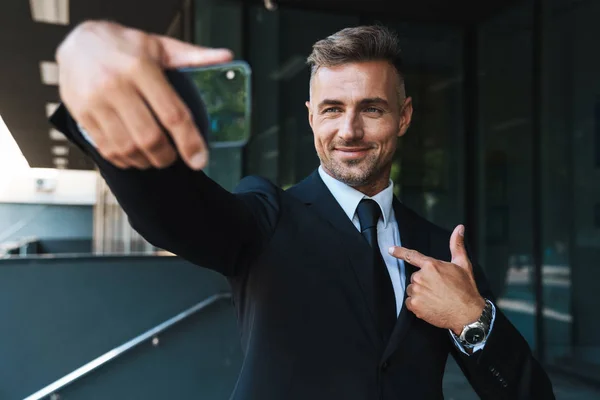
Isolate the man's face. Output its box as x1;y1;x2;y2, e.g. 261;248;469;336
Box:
306;60;412;189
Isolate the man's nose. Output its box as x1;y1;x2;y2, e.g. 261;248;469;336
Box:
337;112;364;142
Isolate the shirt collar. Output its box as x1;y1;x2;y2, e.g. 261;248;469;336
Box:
318;165;394;228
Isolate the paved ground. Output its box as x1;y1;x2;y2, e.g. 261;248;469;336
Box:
443;358;600;399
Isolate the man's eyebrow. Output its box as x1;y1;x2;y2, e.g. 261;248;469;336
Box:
317;97;390;108
359;97;389;106
317;99;344;108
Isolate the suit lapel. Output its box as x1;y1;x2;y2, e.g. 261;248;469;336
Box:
290;171;380;348
381;198;430;361
290;171;432;356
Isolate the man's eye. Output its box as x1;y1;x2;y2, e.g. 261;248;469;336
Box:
323;107;342;113
365;107;383;114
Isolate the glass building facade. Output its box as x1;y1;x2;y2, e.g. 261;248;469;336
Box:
96;0;600;386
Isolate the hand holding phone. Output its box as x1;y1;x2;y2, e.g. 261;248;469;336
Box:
56;20;233;170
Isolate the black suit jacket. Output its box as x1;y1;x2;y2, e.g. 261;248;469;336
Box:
51;106;555;399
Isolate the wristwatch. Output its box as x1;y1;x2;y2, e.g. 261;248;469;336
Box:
457;299;494;349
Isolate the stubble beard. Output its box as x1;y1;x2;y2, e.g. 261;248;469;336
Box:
322;152;382;188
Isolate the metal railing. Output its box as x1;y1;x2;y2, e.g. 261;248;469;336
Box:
23;292;232;400
0;236;39;258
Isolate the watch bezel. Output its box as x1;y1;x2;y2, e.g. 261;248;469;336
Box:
461;322;487;346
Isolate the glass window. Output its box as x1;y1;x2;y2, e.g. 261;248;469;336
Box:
542;0;600;378
477;0;537;349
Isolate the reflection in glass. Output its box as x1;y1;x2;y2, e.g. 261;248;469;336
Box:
478;0;537;350
542;0;600;380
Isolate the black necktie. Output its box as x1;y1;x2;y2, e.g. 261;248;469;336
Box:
356;199;397;342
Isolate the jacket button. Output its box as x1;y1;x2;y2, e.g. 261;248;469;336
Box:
381;361;389;371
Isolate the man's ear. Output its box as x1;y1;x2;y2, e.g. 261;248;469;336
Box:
306;101;313;128
397;97;413;137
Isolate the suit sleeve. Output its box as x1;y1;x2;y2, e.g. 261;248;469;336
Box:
449;245;556;399
49;104;280;277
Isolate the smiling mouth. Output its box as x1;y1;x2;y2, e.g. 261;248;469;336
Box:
335;147;371;153
333;147;371;159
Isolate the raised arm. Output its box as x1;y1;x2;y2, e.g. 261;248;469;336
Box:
52;21;279;276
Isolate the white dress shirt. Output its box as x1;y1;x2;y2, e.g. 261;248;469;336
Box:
317;166;494;355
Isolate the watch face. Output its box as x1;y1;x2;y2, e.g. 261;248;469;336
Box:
465;327;486;345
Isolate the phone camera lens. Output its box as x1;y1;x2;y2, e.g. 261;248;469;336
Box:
226;70;235;80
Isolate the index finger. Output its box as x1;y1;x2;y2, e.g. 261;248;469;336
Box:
133;63;209;170
388;246;432;268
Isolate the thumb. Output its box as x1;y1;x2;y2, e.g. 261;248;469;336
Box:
154;35;233;68
449;224;469;268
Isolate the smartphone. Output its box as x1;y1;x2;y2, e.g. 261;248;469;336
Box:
165;61;252;148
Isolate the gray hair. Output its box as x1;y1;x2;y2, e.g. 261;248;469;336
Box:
306;25;406;101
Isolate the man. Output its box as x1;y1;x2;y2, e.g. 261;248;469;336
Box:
51;21;555;399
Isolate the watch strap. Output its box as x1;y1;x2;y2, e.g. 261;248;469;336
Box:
459;299;493;348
